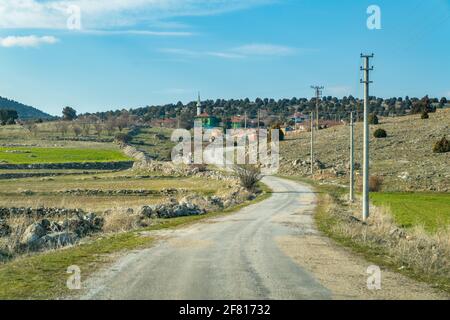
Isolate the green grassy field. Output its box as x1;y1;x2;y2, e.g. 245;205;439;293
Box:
371;192;450;233
130;127;175;161
0;147;131;164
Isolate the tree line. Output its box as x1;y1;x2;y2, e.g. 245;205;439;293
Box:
82;95;448;125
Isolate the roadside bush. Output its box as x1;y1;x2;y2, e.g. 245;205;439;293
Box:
433;136;450;154
369;176;383;192
269;123;285;142
233;165;262;191
114;132;131;144
373;128;387;138
368;113;379;125
421;110;429;119
190;164;208;172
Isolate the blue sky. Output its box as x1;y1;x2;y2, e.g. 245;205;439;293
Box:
0;0;449;116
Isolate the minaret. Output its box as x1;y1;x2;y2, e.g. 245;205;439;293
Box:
196;92;202;116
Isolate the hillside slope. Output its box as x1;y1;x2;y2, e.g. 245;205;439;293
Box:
280;109;450;192
0;96;52;120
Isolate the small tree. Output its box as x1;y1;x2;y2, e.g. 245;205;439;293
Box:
104;117;117;136
114;132;131;144
233;165;262;191
0;109;18;125
62;106;77;121
369;176;383;192
373;128;387;138
93;122;103;137
72;125;82;137
23;121;38;137
269;123;285;142
433;137;450;153
368;113;379;125
116;113;131;132
55;121;69;137
421;110;429;119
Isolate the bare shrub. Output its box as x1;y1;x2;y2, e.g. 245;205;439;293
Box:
72;125;82;137
103;210;146;233
369;175;383;192
357;175;383;192
1;216;36;256
433;136;450;154
55;121;69;137
93;122;103;137
233;165;262;191
190;164;207;172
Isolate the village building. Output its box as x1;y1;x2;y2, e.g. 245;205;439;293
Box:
194;93;220;129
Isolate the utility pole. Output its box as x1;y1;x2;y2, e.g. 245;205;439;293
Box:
310;111;314;175
257;109;260;132
360;53;374;221
311;86;324;130
349;111;354;203
244;111;247;129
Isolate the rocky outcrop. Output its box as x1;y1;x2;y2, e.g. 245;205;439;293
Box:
137;186;258;220
139;200;206;219
19;213;103;250
0;220;11;237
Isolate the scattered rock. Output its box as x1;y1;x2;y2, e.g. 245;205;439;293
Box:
38;232;78;249
0;220;11;237
20;220;50;247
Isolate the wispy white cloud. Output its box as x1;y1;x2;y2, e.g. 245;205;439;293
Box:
0;0;273;30
159;48;244;59
0;35;59;48
205;51;245;59
231;44;296;56
82;29;194;37
160;43;299;59
328;85;353;96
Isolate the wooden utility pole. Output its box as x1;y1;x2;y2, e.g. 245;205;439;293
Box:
360;54;374;221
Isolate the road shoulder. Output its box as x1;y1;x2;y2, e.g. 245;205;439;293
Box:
275;177;448;300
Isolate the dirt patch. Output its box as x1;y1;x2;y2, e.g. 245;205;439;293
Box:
276;234;448;300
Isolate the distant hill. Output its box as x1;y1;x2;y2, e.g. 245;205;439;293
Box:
280;108;450;192
0;96;53;120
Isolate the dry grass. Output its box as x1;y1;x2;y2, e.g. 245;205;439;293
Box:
0;216;36;259
103;210;149;234
316;187;450;293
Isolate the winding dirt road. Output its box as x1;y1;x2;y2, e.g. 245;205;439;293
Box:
82;176;446;300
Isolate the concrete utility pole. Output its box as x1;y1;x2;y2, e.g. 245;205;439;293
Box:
349;111;354;203
244;111;247;129
311;86;324;130
257;109;260;132
360;53;374;221
310;111;314;175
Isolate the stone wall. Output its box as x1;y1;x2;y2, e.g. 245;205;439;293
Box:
0;207;86;219
0;161;134;170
